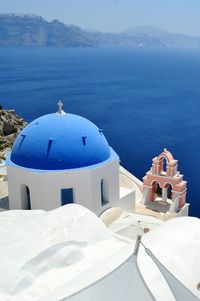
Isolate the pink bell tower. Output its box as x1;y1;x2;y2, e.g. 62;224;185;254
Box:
141;149;187;213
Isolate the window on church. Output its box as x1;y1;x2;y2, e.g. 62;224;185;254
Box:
22;185;31;210
26;186;31;209
101;180;109;206
61;188;74;206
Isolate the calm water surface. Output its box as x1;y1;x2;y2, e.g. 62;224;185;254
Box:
0;47;200;217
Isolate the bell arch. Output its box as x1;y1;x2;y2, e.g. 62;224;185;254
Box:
157;150;174;162
151;180;162;201
158;156;168;174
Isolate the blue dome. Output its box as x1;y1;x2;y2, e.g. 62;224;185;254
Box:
11;113;111;170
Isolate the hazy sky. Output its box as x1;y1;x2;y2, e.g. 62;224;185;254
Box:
1;0;200;35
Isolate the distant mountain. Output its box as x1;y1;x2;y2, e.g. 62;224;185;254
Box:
0;15;200;48
87;30;165;48
123;25;168;36
123;25;200;48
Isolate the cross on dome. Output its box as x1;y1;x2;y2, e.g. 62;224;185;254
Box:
57;99;66;115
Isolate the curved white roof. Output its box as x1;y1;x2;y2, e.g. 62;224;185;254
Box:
138;216;200;301
0;205;199;301
0;205;147;301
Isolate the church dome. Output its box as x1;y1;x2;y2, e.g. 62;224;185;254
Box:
10;112;111;170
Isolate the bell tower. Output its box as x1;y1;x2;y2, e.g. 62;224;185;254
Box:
141;149;187;213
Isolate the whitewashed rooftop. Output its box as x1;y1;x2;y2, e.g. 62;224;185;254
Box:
0;204;199;301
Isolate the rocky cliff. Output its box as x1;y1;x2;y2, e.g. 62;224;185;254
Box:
0;14;94;47
0;107;27;159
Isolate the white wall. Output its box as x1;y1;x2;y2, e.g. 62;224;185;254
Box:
7;158;134;216
119;191;135;212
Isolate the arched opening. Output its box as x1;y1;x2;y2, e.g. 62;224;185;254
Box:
101;179;109;206
152;181;162;199
159;157;168;175
21;185;31;209
163;158;167;173
164;183;173;200
149;181;171;213
25;186;31;209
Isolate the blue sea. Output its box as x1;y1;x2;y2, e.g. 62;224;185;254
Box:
1;46;200;217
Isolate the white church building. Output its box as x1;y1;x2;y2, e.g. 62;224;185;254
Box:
1;101;200;301
6;101;134;215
